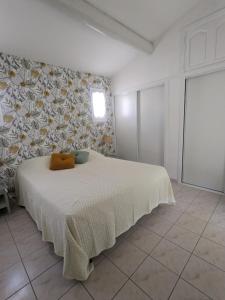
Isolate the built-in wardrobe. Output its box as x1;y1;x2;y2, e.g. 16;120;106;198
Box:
182;70;225;193
180;8;225;193
115;84;165;167
115;8;225;194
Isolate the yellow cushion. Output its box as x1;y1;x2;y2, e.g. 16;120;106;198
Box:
49;153;75;170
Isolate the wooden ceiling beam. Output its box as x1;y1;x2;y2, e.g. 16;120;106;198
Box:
43;0;154;54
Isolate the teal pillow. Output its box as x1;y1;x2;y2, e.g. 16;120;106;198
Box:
73;151;89;164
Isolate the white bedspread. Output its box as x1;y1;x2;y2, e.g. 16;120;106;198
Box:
16;150;175;280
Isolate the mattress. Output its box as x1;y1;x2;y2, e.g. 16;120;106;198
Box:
16;150;175;280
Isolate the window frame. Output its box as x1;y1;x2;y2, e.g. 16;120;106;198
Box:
91;88;107;123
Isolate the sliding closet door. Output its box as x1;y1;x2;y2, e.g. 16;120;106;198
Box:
183;70;225;192
115;92;138;161
139;85;165;166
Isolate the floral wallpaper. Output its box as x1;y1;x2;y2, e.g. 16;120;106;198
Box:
0;52;115;190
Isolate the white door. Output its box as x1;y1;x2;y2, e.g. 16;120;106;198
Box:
139;85;165;166
183;70;225;192
115;92;138;161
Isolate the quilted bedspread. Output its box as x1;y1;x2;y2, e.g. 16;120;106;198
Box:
16;150;175;280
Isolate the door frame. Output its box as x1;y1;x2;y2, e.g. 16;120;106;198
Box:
137;82;168;167
177;66;225;195
114;79;168;167
114;91;139;161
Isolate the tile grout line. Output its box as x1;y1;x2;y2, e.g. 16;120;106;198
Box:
5;283;32;300
98;188;202;299
81;283;95;300
6;213;75;300
113;228;167;299
127;226;183;300
128;233;164;295
5;215;38;300
108;188;222;300
109;191;223;300
166;193;223;300
110;278;131;300
2;188;222;300
170;193;222;297
56;281;82;300
102;229;164;300
28;255;63;282
189;195;225;275
150;188;205;299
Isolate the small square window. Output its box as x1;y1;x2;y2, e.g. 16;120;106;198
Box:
91;89;106;122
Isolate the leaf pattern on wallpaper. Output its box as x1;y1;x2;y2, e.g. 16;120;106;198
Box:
0;53;115;190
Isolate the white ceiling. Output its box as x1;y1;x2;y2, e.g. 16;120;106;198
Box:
0;0;201;76
87;0;201;41
0;0;138;76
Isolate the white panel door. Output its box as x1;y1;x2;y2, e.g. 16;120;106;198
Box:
115;92;138;161
183;70;225;192
139;85;165;166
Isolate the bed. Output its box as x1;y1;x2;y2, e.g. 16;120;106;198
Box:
16;149;175;280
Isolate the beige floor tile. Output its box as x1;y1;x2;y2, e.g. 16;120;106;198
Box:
194;237;225;271
61;283;92;300
7;284;36;300
127;225;161;254
6;206;26;217
175;191;196;204
83;258;127;300
172;199;191;212
5;208;26;222
197;191;221;201
0;262;29;300
32;261;74;300
0;241;21;273
151;239;190;275
103;227;135;257
210;212;225;227
178;187;200;199
176;213;207;235
114;280;150;300
169;279;210;300
23;244;61;280
173;189;184;198
193;197;219;212
140;214;174;236
105;240;147;276
186;203;214;222
182;255;225;300
7;211;32;231
151;204;183;223
131;257;178;300
210;200;225;226
171;180;183;192
213;199;225;213
116;226;135;244
0;225;14;249
92;253;105;266
11;220;38;242
16;231;46;258
103;239;123;257
0;218;8;235
1;190;224;300
203;222;225;247
166;225;199;252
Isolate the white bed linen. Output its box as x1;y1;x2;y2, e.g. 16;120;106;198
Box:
16;150;175;280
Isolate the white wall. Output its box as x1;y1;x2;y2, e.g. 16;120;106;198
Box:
112;0;225;180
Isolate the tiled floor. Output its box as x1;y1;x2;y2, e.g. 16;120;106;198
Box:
0;182;225;300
